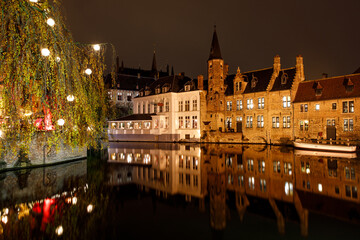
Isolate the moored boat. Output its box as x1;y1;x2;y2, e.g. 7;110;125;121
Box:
294;149;357;159
293;140;357;152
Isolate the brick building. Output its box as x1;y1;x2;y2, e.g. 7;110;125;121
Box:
200;27;305;144
293;73;360;141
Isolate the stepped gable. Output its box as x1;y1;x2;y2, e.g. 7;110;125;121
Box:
242;67;274;94
270;67;296;91
224;74;236;96
293;73;360;103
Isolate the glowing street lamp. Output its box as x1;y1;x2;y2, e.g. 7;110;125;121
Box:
41;48;50;57
93;44;100;51
85;68;92;75
67;95;75;102
47;18;55;27
57;119;65;126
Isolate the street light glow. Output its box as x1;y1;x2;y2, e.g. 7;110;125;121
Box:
67;95;75;102
47;18;55;27
41;48;50;57
93;44;100;51
85;68;92;75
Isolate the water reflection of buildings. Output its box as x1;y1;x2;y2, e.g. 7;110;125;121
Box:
107;143;360;236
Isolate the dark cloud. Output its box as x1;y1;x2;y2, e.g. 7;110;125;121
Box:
61;0;360;79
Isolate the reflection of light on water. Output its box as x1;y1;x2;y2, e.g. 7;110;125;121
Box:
87;204;94;213
144;154;151;164
72;197;77;205
318;183;323;192
55;225;63;236
1;216;8;224
306;168;310;174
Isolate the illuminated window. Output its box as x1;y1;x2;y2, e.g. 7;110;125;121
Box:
192;99;197;111
228;174;234;184
260;179;266;192
344;119;354;131
318;183;323;192
248;176;255;190
179;155;184;168
315;104;320;111
193;157;198;170
246;116;253;128
247;159;254;171
178;116;184;128
257;115;264;128
185;101;190;111
226;101;232;111
186;156;191;169
273;161;280;173
185;116;190;128
258;160;265;173
117;92;122;101
237;100;243;110
345;167;355;180
272;117;279;128
284;162;292;175
332;103;337;110
238;175;244;186
285;182;293;196
258;97;265;109
282;96;291;108
179;101;183;112
246;99;254;110
283;116;291;128
192;116;198;128
226;117;232;129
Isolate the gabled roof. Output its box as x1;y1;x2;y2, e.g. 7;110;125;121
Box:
208;26;222;60
104;73;155;91
136;74;193;97
243;68;274;94
293;73;360;103
270;68;296;91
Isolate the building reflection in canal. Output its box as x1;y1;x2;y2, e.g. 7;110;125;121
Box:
108;142;360;236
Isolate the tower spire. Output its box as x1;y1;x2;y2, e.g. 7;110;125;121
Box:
208;25;222;60
151;50;157;73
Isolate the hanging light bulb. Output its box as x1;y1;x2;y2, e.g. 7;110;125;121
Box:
85;68;92;75
41;48;50;57
57;119;65;126
67;95;75;102
47;18;55;27
93;44;100;51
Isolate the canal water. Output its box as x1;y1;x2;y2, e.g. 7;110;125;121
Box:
0;142;360;239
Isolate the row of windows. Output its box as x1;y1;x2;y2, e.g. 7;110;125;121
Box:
108;92;132;101
242;116;291;128
137;102;170;114
179;173;199;187
300;101;355;113
225;96;290;111
179;155;199;170
178;116;198;129
179;100;198;112
300;119;354;132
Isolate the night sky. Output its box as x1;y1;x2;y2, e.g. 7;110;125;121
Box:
61;0;360;80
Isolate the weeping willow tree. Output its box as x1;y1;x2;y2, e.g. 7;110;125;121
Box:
0;0;109;158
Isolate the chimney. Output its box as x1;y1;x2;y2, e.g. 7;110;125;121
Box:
273;55;281;73
197;75;204;90
296;55;305;82
166;64;170;75
322;73;328;78
224;64;229;76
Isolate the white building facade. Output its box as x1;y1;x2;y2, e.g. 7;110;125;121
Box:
108;76;203;142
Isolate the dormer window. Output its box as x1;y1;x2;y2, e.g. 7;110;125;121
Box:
162;83;170;93
155;88;161;94
184;85;191;91
251;75;258;89
281;72;288;85
140;91;144;97
345;78;354;92
314;82;323;96
145;86;151;96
